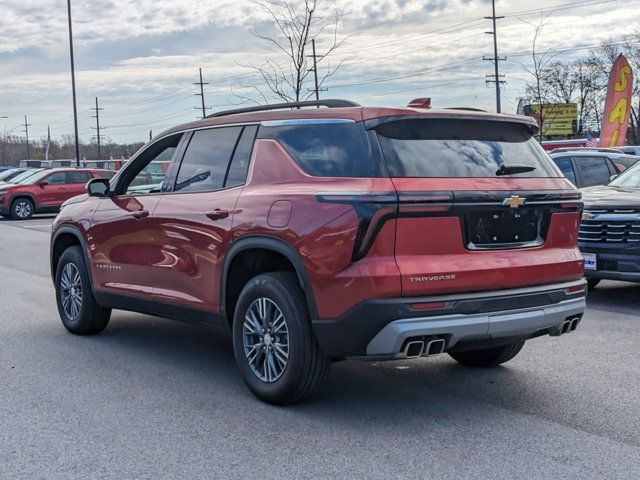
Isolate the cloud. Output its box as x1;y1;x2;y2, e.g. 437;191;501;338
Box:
1;0;639;142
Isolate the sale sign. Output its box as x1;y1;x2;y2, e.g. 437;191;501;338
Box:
600;55;633;147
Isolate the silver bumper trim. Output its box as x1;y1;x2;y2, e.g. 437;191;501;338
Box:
366;298;586;356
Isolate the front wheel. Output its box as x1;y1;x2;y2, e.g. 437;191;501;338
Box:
232;272;330;405
11;198;34;220
448;341;525;368
55;246;111;335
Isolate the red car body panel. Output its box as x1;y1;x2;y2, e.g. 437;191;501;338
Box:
50;105;585;357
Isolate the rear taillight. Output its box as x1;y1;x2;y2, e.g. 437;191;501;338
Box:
315;192;397;261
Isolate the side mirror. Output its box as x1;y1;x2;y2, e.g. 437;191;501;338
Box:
39;181;48;188
87;178;110;197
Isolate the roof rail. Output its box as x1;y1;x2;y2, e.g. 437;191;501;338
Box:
550;147;624;154
206;99;360;118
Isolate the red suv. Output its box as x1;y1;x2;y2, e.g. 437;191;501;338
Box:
50;100;587;404
0;168;114;220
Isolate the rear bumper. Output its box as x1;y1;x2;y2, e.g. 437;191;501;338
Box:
312;279;587;358
366;297;585;356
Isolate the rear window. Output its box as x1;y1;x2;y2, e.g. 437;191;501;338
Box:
375;119;560;178
258;121;382;177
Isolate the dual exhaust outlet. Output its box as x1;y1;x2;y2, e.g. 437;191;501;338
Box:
400;338;446;359
560;316;581;335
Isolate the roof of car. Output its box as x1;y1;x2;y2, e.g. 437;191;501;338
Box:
550;150;640;159
157;101;538;141
41;167;110;172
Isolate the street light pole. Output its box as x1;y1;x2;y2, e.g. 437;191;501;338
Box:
67;0;80;168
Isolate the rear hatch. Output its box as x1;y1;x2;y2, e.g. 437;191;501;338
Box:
371;115;584;297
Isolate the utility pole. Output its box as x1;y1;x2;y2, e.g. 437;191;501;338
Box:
194;68;211;118
307;39;328;104
22;115;32;159
90;97;106;160
484;0;505;113
67;0;81;167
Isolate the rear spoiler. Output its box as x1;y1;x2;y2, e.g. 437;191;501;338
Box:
364;113;539;134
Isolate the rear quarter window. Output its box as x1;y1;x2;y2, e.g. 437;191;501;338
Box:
375;119;560;178
257;121;383;177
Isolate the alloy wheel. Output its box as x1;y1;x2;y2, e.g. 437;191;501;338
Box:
60;263;83;321
14;200;32;219
242;297;289;383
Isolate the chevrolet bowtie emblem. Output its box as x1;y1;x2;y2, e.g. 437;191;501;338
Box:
502;195;526;208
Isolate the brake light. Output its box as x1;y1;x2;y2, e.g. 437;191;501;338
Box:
560;202;581;210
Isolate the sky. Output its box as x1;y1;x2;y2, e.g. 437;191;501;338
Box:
1;0;639;144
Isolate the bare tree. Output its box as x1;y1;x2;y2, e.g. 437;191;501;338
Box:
236;0;350;104
531;59;603;135
517;13;562;139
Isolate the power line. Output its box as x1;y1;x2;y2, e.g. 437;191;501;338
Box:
90;96;106;160
194;67;211;119
484;0;506;113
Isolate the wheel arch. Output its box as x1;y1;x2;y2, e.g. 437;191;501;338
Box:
221;235;318;327
9;193;37;211
50;226;93;287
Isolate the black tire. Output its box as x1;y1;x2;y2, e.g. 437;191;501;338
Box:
232;272;330;405
55;246;111;335
10;197;34;220
448;341;525;368
587;278;600;291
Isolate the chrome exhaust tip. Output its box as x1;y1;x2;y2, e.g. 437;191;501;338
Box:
403;340;425;359
561;320;572;335
423;338;446;357
569;317;580;332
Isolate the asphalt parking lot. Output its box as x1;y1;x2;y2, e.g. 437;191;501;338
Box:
0;216;639;479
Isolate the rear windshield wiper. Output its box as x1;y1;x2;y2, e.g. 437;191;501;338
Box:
495;164;536;176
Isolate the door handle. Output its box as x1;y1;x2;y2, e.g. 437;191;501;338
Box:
130;210;149;219
205;209;230;221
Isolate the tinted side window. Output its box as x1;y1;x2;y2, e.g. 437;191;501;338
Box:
67;171;92;184
225;126;257;188
552;157;576;185
575;157;611;187
46;173;66;185
175;127;242;192
258;121;382;177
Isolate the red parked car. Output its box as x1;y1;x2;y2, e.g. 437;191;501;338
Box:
50;100;587;404
0;168;114;220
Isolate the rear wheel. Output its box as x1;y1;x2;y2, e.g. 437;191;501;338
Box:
587;278;600;291
55;246;111;335
11;198;34;220
232;272;330;405
449;341;525;368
